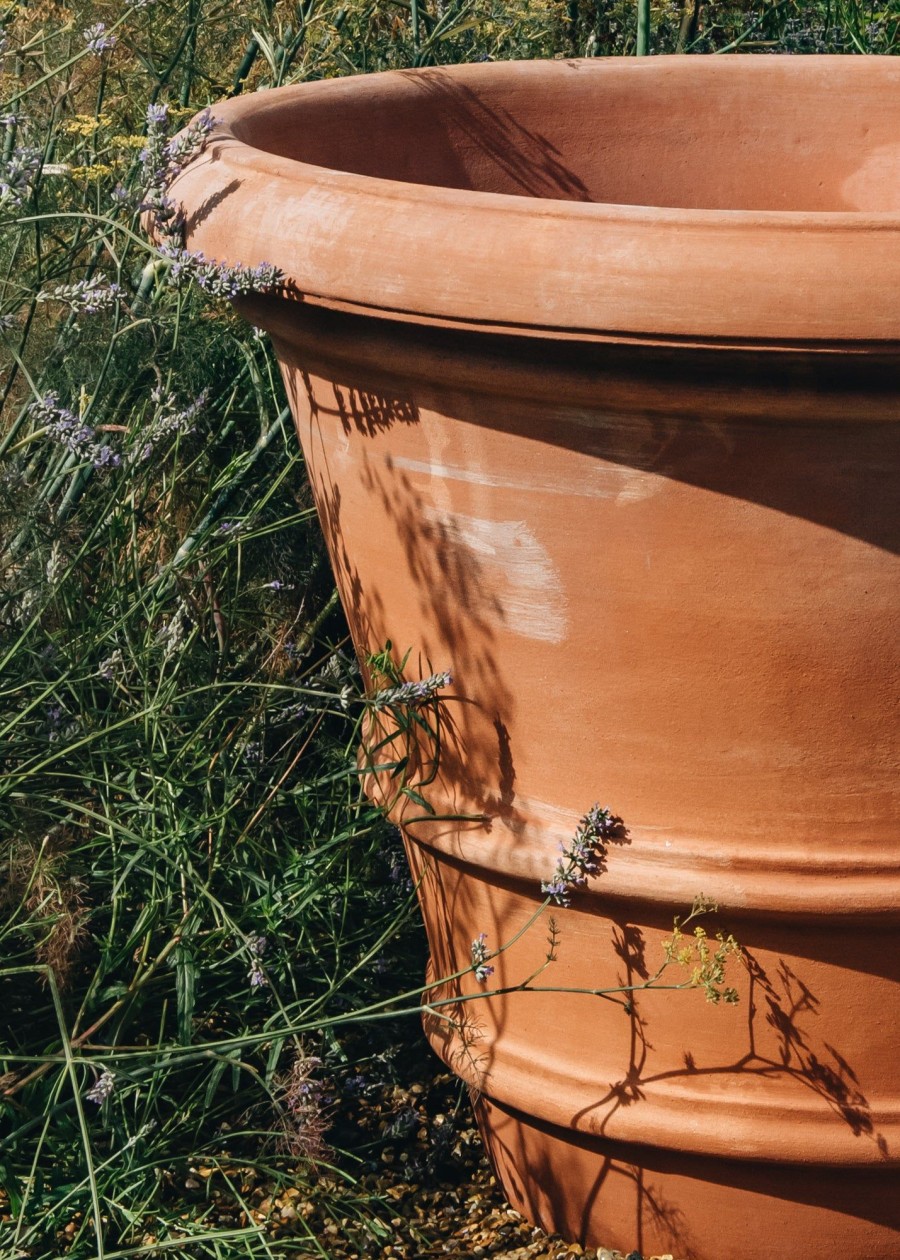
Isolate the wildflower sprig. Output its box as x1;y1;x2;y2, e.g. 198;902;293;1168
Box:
662;900;742;1004
542;803;623;906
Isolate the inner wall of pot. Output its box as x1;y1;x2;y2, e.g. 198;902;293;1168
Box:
233;59;900;212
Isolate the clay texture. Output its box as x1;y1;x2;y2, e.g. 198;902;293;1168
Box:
164;57;900;1259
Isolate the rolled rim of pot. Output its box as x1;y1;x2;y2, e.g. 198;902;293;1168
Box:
163;55;900;349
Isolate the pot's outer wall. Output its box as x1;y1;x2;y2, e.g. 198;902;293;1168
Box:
263;307;900;1260
165;59;900;1260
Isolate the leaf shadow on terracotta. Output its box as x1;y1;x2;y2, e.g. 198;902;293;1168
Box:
236;66;595;202
401;67;594;202
282;364;527;846
353;453;520;827
286;370;389;671
475;1094;703;1260
249;298;900;559
182;178;241;233
570;915;886;1152
331;382;419;437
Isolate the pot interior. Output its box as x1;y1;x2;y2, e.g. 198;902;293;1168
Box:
233;58;899;213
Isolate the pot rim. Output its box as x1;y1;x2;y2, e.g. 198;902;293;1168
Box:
168;56;900;346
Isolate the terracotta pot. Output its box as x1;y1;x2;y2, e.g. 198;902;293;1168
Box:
164;56;900;1259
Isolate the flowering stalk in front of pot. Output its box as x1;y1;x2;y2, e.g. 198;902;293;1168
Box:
354;658;742;1011
359;644;468;822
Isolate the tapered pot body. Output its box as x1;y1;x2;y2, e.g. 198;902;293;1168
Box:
165;57;900;1259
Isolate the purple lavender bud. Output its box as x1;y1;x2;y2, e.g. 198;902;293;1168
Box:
247;934;268;988
85;1069;116;1104
372;669;453;711
0;145;41;208
83;22;116;54
470;931;495;983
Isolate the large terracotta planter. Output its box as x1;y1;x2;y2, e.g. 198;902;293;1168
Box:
166;57;900;1259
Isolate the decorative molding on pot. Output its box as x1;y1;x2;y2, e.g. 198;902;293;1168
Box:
167;57;900;347
427;1032;900;1166
402;805;900;921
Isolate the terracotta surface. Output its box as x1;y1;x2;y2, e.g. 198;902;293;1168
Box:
164;58;900;1259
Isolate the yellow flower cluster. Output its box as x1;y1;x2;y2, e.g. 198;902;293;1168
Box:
63;113;112;137
662;919;743;1004
67;163;115;182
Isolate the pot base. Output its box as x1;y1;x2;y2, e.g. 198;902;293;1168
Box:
474;1093;900;1260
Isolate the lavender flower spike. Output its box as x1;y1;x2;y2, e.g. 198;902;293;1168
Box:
0;145;41;209
29;393;121;470
37;275;122;315
372;670;453;711
541;803;622;906
247;934;269;989
470;932;495;984
140;105;218;238
86;1068;116;1104
157;244;284;298
83;22;116;54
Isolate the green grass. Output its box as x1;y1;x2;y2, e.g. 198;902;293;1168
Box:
0;2;895;1258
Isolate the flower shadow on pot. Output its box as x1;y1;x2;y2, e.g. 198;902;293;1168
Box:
469;912;894;1257
415;878;894;1249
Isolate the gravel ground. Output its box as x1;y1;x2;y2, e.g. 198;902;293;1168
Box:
233;1057;676;1260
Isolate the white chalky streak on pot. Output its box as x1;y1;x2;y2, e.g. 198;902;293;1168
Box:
425;508;567;644
389;452;660;503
